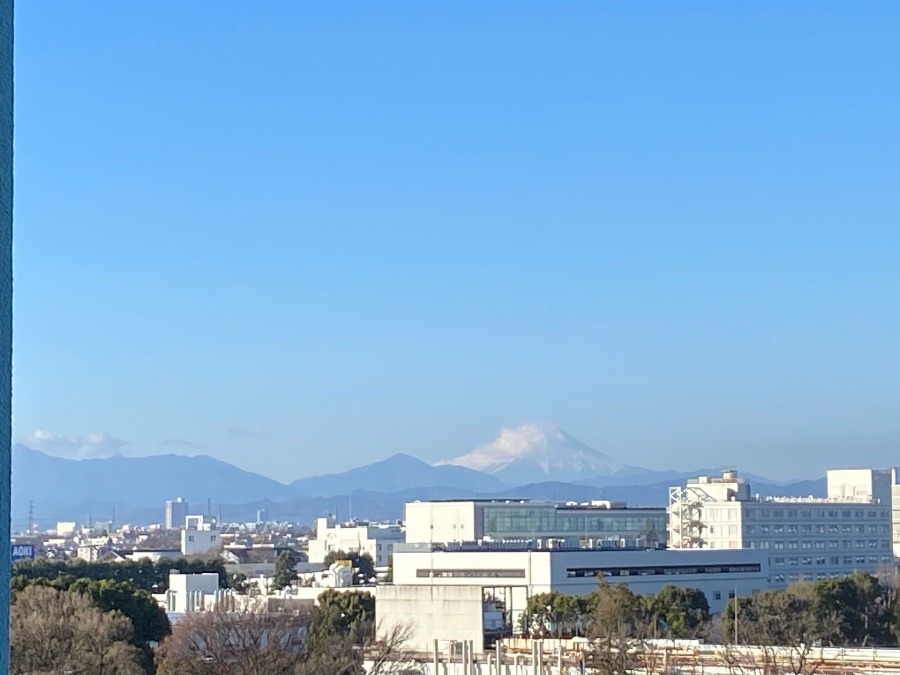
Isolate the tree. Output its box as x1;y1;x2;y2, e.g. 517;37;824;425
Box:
312;589;376;648
584;580;644;675
295;622;415;675
723;588;830;675
11;585;145;675
322;550;376;585
647;584;711;638
155;607;310;675
813;572;894;647
273;550;299;590
522;592;584;638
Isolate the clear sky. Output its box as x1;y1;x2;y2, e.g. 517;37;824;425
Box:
12;2;900;480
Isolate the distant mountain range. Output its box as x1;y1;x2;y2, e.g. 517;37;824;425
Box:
11;424;827;528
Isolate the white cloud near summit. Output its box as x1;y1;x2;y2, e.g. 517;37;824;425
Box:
21;429;130;459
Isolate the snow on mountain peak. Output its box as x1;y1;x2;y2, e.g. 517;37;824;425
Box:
435;423;621;484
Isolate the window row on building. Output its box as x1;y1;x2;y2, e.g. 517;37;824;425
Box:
565;563;762;578
771;554;892;567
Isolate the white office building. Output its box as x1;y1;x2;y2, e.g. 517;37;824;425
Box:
405;500;666;549
668;470;893;587
308;516;404;568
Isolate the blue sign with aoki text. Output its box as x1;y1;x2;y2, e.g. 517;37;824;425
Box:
11;543;35;562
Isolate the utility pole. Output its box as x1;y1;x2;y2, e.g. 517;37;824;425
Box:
734;586;739;645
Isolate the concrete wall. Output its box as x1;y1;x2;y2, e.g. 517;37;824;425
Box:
405;501;478;544
181;527;222;556
0;2;11;673
377;584;484;654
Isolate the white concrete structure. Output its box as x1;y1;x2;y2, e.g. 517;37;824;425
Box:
669;470;893;587
163;572;222;613
405;500;665;549
55;521;77;537
308;516;403;568
165;497;189;530
181;515;222;556
378;585;487;655
827;468;895;503
392;545;768;617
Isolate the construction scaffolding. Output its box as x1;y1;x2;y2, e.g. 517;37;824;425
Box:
668;485;717;549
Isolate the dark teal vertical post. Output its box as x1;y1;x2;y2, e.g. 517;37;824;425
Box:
0;0;13;672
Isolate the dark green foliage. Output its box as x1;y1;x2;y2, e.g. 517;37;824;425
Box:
13;556;228;592
645;585;711;638
522;582;709;640
322;549;376;584
272;549;299;590
314;588;376;638
723;572;900;648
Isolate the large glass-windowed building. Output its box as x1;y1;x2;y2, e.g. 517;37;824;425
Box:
404;499;665;549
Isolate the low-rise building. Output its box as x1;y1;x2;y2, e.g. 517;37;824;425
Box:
181;515;222;556
381;545;769;653
308;516;403;568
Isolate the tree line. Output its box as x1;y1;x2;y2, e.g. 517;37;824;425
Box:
525;570;900;649
14;556;237;592
523;582;710;640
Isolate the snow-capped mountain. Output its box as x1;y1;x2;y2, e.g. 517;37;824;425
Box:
434;423;622;485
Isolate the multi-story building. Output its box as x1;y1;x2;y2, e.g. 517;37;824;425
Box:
165;497;190;531
668;470;893;587
404;500;666;550
308;516;404;568
181;515;222;556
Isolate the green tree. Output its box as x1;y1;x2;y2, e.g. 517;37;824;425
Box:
323;550;376;585
647;585;710;638
312;589;376;646
273;550;299;590
813;572;894;647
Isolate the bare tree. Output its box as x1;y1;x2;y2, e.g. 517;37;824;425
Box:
11;585;145;675
155;607;311;675
364;621;418;675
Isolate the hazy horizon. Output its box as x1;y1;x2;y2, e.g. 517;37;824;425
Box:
13;3;900;479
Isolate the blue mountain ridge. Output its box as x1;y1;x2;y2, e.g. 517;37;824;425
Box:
11;444;824;527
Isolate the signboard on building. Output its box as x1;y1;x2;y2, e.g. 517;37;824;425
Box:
11;543;35;562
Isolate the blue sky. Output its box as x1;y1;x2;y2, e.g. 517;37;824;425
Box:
12;2;900;480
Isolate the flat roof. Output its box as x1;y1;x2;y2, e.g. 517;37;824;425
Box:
409;499;663;510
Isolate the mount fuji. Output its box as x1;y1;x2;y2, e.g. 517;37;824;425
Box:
434;423;622;485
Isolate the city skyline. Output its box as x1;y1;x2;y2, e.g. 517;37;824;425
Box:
13;2;900;479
